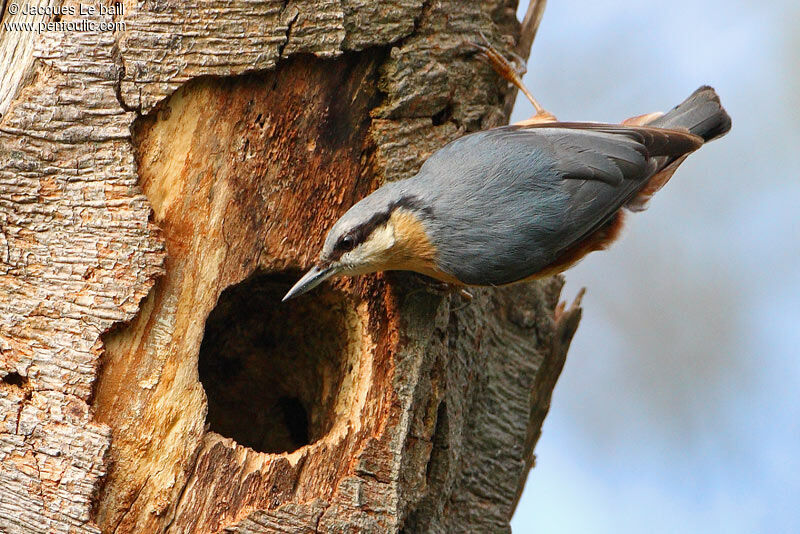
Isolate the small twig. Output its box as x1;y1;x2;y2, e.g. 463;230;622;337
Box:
518;0;548;60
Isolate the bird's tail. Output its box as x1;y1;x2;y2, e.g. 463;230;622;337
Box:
646;85;732;142
624;86;731;211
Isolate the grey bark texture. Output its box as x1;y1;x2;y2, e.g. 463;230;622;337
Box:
0;0;581;532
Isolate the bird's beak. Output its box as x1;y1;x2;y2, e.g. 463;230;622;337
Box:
282;264;336;302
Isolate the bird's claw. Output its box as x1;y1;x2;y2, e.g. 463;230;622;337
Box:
554;287;586;323
467;32;527;79
466;31;551;119
409;276;474;310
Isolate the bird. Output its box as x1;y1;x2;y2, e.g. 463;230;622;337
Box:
282;42;731;302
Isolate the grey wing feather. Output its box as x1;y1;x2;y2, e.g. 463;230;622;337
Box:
540;127;652;185
500;123;700;254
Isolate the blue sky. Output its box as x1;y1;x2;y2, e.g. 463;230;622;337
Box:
509;1;800;532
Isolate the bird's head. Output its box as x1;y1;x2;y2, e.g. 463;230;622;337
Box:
282;186;439;301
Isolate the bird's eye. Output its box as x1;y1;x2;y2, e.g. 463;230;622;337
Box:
338;235;356;252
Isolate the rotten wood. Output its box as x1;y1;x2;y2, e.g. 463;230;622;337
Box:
0;1;580;532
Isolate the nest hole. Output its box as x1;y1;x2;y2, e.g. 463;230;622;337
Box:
198;271;358;454
431;103;453;126
2;372;27;387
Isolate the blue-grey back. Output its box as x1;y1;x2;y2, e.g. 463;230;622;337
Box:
402;125;668;284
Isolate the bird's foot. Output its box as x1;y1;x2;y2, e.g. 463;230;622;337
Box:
449;288;475;312
554;287;586;323
408;276;474;309
468;32;556;123
416;277;462;297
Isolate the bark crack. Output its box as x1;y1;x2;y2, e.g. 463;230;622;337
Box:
411;0;432;34
162;440;203;533
277;6;300;60
110;474;151;534
313;500;329;534
13;389;31;435
112;51;139;115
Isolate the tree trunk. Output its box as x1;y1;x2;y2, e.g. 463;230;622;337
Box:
0;0;580;532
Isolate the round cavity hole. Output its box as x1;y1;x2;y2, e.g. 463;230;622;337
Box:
198;271;360;454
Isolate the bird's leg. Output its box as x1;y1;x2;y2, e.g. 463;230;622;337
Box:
448;289;475;313
469;33;557;125
414;277;460;297
404;275;445;296
554;287;586;323
407;275;474;307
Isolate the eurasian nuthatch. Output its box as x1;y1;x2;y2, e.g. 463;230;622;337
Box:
283;43;731;301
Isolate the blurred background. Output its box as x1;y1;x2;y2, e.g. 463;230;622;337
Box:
508;1;800;532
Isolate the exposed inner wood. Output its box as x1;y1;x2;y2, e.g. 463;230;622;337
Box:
92;54;389;533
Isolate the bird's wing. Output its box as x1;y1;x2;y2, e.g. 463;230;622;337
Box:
414;122;703;285
506;122;702;254
514;122;702;183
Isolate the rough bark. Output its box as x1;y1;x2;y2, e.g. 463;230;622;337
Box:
0;0;579;532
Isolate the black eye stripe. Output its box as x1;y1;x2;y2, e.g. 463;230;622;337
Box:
328;194;432;261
